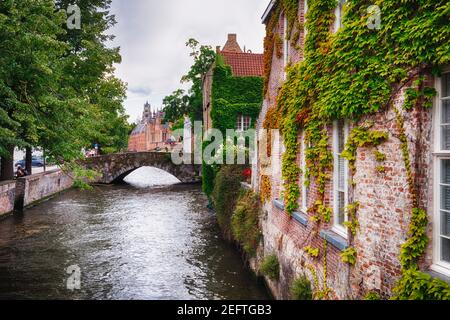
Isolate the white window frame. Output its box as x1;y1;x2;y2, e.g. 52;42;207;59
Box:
236;115;252;132
304;0;308;40
301;130;309;213
432;69;450;276
333;0;346;33
333;120;349;238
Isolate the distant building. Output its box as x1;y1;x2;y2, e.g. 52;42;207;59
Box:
128;102;174;152
202;34;264;132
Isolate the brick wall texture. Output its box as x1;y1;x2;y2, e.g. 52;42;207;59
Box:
253;1;441;299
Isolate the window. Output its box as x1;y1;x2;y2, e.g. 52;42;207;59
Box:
334;0;346;32
301;131;310;212
333;120;349;237
434;71;450;274
236;115;252;131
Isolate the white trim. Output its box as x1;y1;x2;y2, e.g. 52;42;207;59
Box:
433;71;450;274
262;0;277;24
431;263;450;278
333;0;346;33
304;0;308;41
301;130;308;213
332;120;349;239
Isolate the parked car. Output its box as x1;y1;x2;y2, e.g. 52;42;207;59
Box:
15;157;45;168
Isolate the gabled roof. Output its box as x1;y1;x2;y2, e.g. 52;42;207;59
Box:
220;52;264;77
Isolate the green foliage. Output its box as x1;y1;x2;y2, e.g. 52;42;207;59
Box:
211;99;262;134
202;163;216;197
264;0;450;299
162;39;216;124
260;254;280;281
310;200;332;223
61;162;101;190
403;76;437;110
341;247;357;266
400;208;429;270
0;0;130;178
231;190;262;256
303;246;320;258
210;57;263;133
374;151;386;162
291;275;313;300
393;268;450;300
162;89;190;123
343;202;360;237
341;126;389;174
365;291;381;300
211;165;245;237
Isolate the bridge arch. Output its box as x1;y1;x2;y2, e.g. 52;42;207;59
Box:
82;152;201;184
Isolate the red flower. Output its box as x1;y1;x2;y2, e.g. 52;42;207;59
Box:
243;168;252;178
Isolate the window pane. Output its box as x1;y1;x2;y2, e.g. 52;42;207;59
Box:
443;73;450;98
338;156;345;190
338;121;345;152
338;191;345;225
441;186;450;211
243;116;251;130
442;211;450;237
442;100;450;124
441;160;450;184
236;116;242;130
442;237;450;263
441;125;450;150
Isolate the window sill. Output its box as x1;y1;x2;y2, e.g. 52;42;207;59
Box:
429;265;450;285
240;182;252;191
293;211;309;227
273;199;285;211
273;199;308;227
320;230;349;251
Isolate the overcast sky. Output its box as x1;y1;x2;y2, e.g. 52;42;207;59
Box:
109;0;267;123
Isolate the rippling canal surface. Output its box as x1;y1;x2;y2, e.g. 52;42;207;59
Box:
0;168;269;300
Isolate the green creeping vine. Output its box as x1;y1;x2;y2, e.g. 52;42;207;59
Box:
202;54;263;197
392;107;450;300
264;0;450;298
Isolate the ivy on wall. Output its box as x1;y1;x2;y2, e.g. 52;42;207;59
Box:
263;0;450;299
202;55;263;197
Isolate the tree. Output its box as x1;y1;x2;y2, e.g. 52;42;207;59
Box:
0;0;130;181
162;89;189;123
0;0;67;179
162;39;215;124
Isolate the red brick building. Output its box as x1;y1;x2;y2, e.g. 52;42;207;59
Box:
251;0;450;299
128;102;173;152
203;34;264;131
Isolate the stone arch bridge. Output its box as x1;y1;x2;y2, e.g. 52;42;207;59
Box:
82;152;201;184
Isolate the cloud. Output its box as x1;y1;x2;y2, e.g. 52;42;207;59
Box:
109;0;267;123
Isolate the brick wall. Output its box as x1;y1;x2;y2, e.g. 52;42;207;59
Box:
253;0;439;300
15;170;73;209
0;180;16;217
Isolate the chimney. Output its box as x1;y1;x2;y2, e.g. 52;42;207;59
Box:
228;34;237;42
216;46;221;53
222;33;243;53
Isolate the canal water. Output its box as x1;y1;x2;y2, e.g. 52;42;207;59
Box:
0;167;270;300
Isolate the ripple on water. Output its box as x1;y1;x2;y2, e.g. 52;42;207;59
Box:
0;167;270;300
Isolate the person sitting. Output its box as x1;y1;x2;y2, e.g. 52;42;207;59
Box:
16;165;28;178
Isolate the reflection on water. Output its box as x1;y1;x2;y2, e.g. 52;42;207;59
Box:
0;167;269;300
